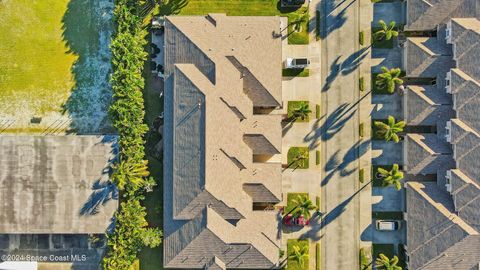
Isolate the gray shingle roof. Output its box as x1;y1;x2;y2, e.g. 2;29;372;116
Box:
405;134;455;174
405;37;454;78
405;85;454;126
406;0;479;31
406;182;479;270
163;15;283;269
0;135;118;234
243;183;281;203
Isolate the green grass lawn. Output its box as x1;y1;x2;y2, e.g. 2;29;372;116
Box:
287;101;311;122
372;244;395;260
287;239;309;270
360;247;372;270
286;193;309;213
372;211;404;220
177;0;309;44
372;165;393;186
287;147;309;169
0;0;113;134
283;68;310;77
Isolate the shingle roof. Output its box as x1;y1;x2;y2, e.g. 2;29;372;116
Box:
404;85;454;126
163;14;283;269
406;0;479;31
0;135;118;234
243;183;281;203
406;182;479;270
404;37;454;78
404;134;455;174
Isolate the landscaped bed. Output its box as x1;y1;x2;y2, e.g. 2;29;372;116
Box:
372;211;404;220
283;68;310;77
372;165;394;186
0;0;114;134
287;147;309;169
287;239;310;270
360;247;372;270
177;0;309;44
372;243;395;260
285;192;309;213
287;101;310;122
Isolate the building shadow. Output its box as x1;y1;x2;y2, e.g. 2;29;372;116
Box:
61;0;115;134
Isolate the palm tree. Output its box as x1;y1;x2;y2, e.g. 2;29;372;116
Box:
292;103;312;121
374;20;399;41
112;159;150;191
375;254;402;270
376;67;404;94
288;244;309;267
377;164;404;190
374;115;405;143
292;13;309;32
291;195;317;220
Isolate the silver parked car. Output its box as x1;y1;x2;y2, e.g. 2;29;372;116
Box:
376;220;401;231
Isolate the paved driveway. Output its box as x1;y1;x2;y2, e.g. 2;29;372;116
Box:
373;2;405;25
372;186;404;212
371;93;403;119
372;141;403;165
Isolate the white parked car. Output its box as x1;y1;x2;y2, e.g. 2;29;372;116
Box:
284;58;310;69
376;220;401;231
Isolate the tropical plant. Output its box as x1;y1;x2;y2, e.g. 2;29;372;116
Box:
293;14;309;32
374;116;406;143
374;20;399;41
102;0;162;268
377;164;404;190
292;195;317;220
376;67;404;94
375;254;402;270
293;103;312;121
288;244;309;267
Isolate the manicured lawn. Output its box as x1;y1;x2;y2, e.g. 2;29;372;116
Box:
287;147;309;169
286;193;309;213
372;211;404;220
0;0;114;134
360;247;372;270
287;239;309;270
372;244;395;260
283;68;310;77
177;0;309;44
372;165;393;186
287;101;310;122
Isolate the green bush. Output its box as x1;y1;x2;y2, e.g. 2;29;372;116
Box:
359;122;365;138
129;259;140;270
316;10;321;40
359;168;365;183
359;77;365;92
316;150;320;165
360;247;372;270
316;243;321;270
102;1;162;269
316;104;320;119
283;68;310;77
359;31;365;46
316;196;320;209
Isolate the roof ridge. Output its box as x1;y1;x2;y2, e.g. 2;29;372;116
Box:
456;191;480;212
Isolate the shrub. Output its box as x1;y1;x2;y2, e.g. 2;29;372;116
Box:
102;1;162;268
359;168;365;183
316;104;320;119
316;150;320;165
316;243;321;270
359;31;365;46
359;77;365;92
316;10;321;40
359;122;365;138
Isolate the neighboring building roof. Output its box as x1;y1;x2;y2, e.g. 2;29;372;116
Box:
404;85;454;126
0;135;118;234
406;182;480;270
404;134;455;174
163;14;283;269
404;37;454;77
405;0;479;31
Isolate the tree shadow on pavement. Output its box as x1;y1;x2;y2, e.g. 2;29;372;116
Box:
318;0;353;39
322;47;369;92
317;103;357;141
321;140;370;187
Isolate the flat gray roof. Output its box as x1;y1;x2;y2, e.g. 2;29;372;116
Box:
0;135;118;234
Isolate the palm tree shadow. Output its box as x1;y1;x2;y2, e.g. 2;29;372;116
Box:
319;103;357;141
80;180;119;216
318;0;353;39
159;0;189;15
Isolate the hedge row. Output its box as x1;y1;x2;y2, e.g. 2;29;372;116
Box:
102;1;162;269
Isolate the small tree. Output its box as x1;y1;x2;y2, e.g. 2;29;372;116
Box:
374;115;405;143
293;103;312;121
112;159;150;191
292;195;317;220
288;244;309;267
376;67;404;94
377;164;404;190
374;20;399;41
375;254;402;270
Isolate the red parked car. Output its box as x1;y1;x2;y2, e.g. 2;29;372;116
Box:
283;214;310;226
